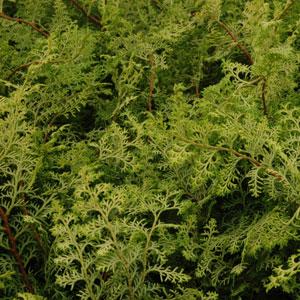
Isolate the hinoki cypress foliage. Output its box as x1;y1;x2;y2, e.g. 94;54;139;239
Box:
0;0;299;299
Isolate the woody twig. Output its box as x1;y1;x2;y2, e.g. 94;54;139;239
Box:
0;207;34;293
0;12;49;37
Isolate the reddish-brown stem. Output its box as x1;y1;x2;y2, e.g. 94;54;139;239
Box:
7;60;42;80
217;21;270;115
7;56;80;80
68;0;102;27
0;12;49;37
43;114;61;143
18;180;46;256
192;79;200;97
0;207;34;293
21;206;47;257
179;137;285;182
7;59;65;80
147;54;156;112
217;20;254;65
195;85;200;98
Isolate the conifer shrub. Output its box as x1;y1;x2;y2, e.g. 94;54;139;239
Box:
0;0;299;299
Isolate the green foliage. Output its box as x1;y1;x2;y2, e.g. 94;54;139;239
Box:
266;250;300;295
0;0;299;299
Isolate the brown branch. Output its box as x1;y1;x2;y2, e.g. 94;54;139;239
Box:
7;60;42;80
7;55;81;80
192;79;200;97
217;21;270;116
179;137;285;182
21;205;47;257
237;75;269;116
147;54;156;112
0;207;34;293
43;114;61;143
195;84;200;98
7;59;63;80
0;12;49;37
67;0;102;27
217;20;254;65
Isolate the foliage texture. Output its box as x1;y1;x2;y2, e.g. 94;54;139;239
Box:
0;0;299;299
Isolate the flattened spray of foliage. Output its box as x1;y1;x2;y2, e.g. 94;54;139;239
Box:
0;0;299;299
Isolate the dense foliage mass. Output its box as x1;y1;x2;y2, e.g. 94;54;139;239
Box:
0;0;299;299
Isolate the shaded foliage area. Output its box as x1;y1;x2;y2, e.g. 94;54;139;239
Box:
0;0;299;299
